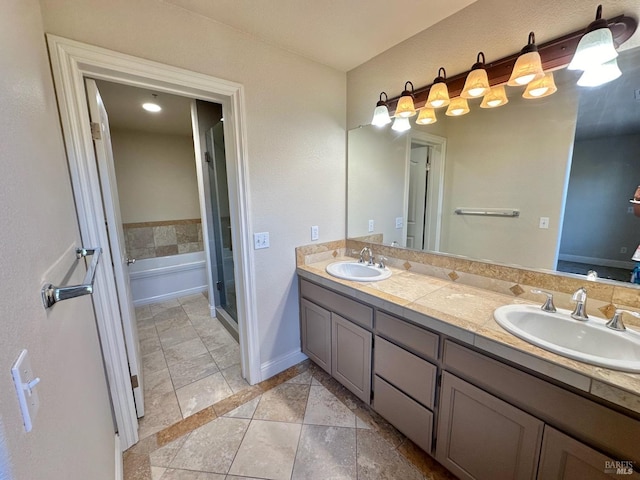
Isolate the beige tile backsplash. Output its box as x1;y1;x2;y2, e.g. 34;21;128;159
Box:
124;219;203;260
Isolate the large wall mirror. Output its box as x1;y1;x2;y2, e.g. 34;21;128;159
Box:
347;46;640;285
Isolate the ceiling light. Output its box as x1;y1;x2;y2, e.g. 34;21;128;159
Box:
395;81;417;118
577;58;622;87
508;32;544;86
568;5;618;71
415;108;437;125
426;68;450;108
371;92;392;126
461;52;490;99
391;116;411;132
480;85;509;108
446;97;470;116
142;94;162;113
522;72;558;99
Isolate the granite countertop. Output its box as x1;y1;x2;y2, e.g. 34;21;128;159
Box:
297;257;640;415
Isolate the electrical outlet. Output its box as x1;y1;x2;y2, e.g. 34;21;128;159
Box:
368;219;374;233
539;217;550;229
253;232;270;249
621;247;628;254
395;217;403;229
311;225;319;241
628;206;634;214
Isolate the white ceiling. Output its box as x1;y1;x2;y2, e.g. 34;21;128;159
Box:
164;0;478;72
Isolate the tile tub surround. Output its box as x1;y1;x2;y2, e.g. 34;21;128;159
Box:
125;219;204;260
296;242;640;413
124;360;454;480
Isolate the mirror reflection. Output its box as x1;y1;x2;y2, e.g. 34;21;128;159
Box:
347;47;640;284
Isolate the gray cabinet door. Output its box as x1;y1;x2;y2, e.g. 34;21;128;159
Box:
300;298;332;374
538;426;640;480
436;372;544;480
331;313;372;404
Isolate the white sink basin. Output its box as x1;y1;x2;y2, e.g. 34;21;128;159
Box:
326;261;392;282
493;304;640;372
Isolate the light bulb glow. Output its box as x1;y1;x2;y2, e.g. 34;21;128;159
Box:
142;102;162;112
391;116;411;132
577;58;622;87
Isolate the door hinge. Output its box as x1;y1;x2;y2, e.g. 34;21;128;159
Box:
90;122;101;140
130;375;139;389
216;281;223;292
205;151;212;163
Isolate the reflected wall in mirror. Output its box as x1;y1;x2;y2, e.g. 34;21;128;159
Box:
347;47;640;284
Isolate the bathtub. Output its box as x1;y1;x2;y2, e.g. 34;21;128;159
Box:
129;251;208;306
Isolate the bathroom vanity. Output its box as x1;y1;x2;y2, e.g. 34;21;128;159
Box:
297;256;640;480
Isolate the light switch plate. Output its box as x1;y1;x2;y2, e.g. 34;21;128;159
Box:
11;350;40;432
253;232;270;249
368;220;374;233
539;217;550;229
311;225;319;241
395;217;403;229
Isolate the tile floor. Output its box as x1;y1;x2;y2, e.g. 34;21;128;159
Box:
127;296;456;480
135;294;249;439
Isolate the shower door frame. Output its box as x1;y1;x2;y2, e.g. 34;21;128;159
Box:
47;34;261;450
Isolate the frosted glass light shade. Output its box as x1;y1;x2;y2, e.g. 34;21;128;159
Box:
142;102;162;112
371;104;392;126
480;86;509;108
416;108;437;125
445;97;470;116
577;58;622;87
522;72;557;99
461;68;490;98
395;94;417;118
426;82;450;108
507;51;544;86
568;28;618;71
391;116;411;132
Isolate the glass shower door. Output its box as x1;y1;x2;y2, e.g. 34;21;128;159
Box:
206;123;237;324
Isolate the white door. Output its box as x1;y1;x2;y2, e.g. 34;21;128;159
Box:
86;79;145;418
406;145;430;250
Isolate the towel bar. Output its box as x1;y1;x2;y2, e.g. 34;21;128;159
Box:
41;247;102;309
454;208;520;217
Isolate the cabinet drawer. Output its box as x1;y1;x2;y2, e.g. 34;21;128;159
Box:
376;311;439;361
374;375;433;453
374;336;437;409
300;279;373;329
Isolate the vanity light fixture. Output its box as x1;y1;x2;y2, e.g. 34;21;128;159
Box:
391;116;412;132
508;32;544;86
415;107;437;125
395;82;417;117
426;68;450;108
577;58;622;87
461;52;490;99
522;72;557;99
371;92;392;126
142;94;162;113
445;97;470;116
568;5;618;71
480;85;509;108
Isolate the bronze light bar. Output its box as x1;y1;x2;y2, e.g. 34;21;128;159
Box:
386;14;637;114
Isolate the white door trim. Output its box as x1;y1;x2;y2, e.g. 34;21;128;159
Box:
46;35;262;449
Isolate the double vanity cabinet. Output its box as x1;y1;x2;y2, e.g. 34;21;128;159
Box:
298;276;640;480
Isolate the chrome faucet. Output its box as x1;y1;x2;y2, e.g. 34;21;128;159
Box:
606;308;640;331
531;289;556;312
570;287;589;321
359;247;374;266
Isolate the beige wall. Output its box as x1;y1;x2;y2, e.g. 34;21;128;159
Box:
0;1;115;479
111;128;201;224
40;0;347;369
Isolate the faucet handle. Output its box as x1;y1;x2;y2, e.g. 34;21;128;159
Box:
606;308;640;331
531;289;556;312
571;287;587;302
570;287;588;320
378;256;388;269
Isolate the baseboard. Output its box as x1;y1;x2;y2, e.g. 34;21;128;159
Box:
260;349;308;380
558;254;635;270
132;285;208;306
114;434;123;480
